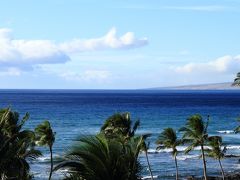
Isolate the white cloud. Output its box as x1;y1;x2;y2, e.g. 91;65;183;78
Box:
60;70;111;82
174;55;240;74
0;28;148;71
59;28;148;53
0;28;70;68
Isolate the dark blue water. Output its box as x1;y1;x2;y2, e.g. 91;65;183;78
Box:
1;90;240;179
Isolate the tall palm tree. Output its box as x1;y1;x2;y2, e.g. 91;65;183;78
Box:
0;108;42;179
54;134;142;180
156;128;181;180
35;120;55;180
206;136;226;180
100;112;140;140
179;114;210;180
139;134;154;180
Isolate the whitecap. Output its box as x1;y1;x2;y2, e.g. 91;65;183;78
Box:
177;154;199;161
36;154;62;162
226;145;240;150
217;130;234;134
37;156;50;162
141;175;159;180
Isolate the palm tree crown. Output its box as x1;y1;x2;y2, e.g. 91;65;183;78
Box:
232;72;240;86
54;135;142;180
207;136;225;160
179;115;209;153
100;112;140;139
156;128;181;156
35;120;55;147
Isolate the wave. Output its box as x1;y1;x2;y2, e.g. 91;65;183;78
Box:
147;145;240;154
226;145;240;150
36;154;63;163
147;146;188;154
177;154;199;161
225;154;240;158
141;175;159;180
37;156;50;162
217;130;234;134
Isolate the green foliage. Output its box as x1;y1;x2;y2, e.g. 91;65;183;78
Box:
206;136;226;179
206;136;226;160
179;114;209;153
156;128;181;157
100;112;140;140
234;117;240;133
35;120;55;147
55;112;144;180
139;134;151;152
232;72;240;86
0;108;41;179
54;135;142;180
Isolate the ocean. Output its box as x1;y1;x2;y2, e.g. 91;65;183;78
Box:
1;89;240;179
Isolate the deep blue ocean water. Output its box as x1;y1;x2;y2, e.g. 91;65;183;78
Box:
1;90;240;179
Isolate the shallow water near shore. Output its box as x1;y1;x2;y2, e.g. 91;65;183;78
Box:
1;89;240;179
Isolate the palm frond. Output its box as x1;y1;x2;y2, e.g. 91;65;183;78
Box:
55;135;142;180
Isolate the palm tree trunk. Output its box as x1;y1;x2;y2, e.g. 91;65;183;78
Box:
145;151;154;180
200;144;207;180
49;145;53;180
218;159;225;180
174;155;179;180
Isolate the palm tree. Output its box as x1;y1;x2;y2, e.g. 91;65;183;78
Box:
100;112;140;140
101;112;154;179
54;134;142;180
0;130;42;179
35;120;55;180
139;134;154;180
206;136;226;180
179;114;210;180
232;72;240;86
0;108;42;179
234;117;240;133
156;128;181;180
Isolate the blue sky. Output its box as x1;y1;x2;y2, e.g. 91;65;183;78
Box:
0;0;240;89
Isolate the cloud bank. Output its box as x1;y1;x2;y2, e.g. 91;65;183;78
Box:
174;55;240;74
0;28;148;72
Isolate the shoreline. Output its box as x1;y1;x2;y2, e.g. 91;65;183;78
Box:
187;172;240;180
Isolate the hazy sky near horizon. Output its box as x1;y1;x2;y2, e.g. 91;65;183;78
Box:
1;0;240;89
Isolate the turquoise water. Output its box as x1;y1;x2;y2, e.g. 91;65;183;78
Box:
1;90;240;179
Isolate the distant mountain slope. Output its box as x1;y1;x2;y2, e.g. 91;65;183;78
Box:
150;82;240;90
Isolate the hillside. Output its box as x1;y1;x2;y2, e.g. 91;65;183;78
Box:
151;82;240;90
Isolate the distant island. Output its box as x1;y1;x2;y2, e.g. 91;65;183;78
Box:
150;82;240;90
